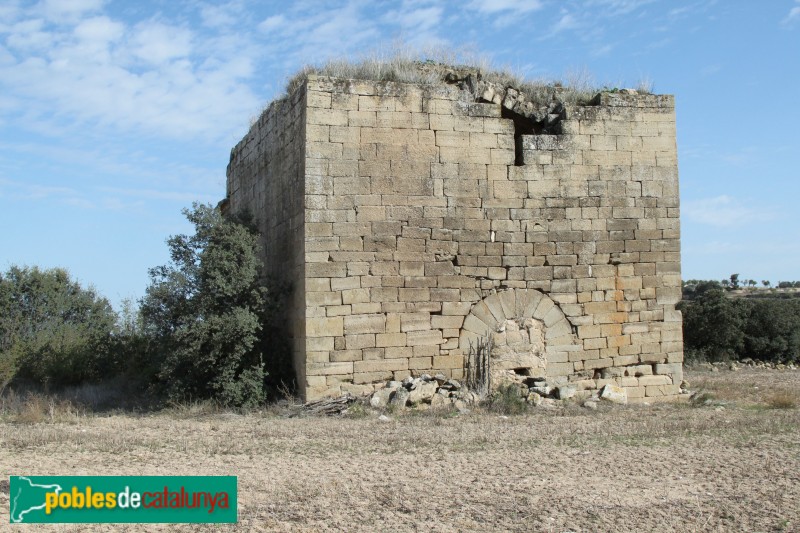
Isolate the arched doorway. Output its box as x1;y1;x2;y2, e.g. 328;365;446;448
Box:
459;289;579;388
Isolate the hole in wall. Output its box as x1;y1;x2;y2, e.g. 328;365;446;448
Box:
501;106;535;167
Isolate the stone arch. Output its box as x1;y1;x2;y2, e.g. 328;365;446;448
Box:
459;289;580;386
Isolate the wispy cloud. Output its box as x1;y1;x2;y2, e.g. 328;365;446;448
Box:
591;43;614;57
466;0;544;28
38;0;105;22
683;195;776;228
466;0;543;15
782;0;800;26
583;0;657;15
700;63;722;76
0;5;260;143
198;1;246;29
541;12;580;39
685;239;800;258
0;176;90;206
256;1;382;66
380;2;448;47
99;186;218;204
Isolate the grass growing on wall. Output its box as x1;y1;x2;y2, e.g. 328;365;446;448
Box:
281;46;644;107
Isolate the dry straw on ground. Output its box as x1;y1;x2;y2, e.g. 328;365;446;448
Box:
1;367;798;531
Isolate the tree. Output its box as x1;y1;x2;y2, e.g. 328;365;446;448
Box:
729;273;740;290
141;203;270;407
741;300;800;363
678;283;744;361
762;280;771;288
0;266;118;389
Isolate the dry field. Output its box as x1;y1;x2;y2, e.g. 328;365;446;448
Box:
1;367;798;532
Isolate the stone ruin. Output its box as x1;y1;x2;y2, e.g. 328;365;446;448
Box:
223;67;685;404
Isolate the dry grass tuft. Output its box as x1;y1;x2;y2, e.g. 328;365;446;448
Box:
1;390;85;424
766;390;798;409
485;383;529;415
280;45;610;107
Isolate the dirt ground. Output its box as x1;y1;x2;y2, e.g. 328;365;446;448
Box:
1;367;798;532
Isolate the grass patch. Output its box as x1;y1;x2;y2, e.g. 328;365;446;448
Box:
341;401;369;419
161;399;226;419
280;46;647;109
0;390;86;424
766;390;798;409
484;384;528;415
689;391;716;407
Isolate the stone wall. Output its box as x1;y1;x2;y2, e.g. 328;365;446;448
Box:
226;87;308;387
225;74;683;403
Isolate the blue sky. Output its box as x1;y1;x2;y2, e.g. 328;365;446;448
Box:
1;0;798;309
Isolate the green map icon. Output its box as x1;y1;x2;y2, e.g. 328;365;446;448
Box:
8;476;237;523
10;476;63;523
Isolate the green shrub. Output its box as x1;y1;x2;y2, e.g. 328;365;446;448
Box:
0;266;117;387
680;281;800;364
740;299;800;363
141;203;279;407
678;284;743;362
485;384;528;415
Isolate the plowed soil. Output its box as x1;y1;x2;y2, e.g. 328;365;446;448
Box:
1;367;798;532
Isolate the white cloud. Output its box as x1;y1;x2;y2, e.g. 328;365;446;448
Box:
700;63;722;76
782;2;800;26
384;5;442;32
6;19;55;51
591;43;613;57
255;2;383;67
584;0;656;14
546;13;579;37
130;22;192;65
467;0;543;14
378;2;447;47
0;6;260;143
683;195;775;228
0;2;21;27
199;1;244;29
74;16;123;43
39;0;104;21
257;14;285;33
99;186;218;203
0;177;89;205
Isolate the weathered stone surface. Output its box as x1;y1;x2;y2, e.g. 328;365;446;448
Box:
582;399;599;410
408;381;439;404
557;385;578;400
226;73;683;402
430;393;452;409
390;387;410;407
600;384;628;404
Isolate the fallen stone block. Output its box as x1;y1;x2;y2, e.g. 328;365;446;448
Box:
408;381;438;404
369;388;393;408
599;384;628;404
